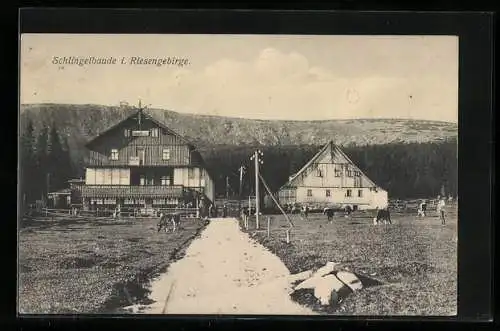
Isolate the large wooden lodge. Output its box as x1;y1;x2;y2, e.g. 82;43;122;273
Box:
80;103;215;214
277;141;388;210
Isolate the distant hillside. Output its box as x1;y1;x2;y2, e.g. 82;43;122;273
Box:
19;103;457;171
20;103;457;144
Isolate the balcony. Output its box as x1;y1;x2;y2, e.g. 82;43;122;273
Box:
81;185;184;198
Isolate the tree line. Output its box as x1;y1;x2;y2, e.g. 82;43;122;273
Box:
19;118;457;206
203;138;458;200
20;119;75;207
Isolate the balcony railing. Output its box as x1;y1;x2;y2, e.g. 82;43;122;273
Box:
81;185;184;198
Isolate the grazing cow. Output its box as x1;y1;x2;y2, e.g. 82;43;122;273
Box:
344;205;353;218
300;205;310;219
323;208;335;223
157;212;181;233
417;200;427;217
289;205;300;215
373;208;392;225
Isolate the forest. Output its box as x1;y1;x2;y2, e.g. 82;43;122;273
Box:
202;139;458;200
19;120;75;206
19;118;458;206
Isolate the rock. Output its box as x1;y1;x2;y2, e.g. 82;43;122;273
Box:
336;271;363;291
313;262;340;278
313;274;347;306
288;270;314;284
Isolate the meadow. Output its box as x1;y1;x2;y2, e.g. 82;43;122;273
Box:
241;204;458;316
18;216;208;314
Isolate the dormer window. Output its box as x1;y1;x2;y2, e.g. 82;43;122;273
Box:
124;129;130;137
151;128;159;137
110;149;119;160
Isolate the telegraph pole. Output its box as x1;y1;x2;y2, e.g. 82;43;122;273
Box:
238;165;245;214
250;150;264;229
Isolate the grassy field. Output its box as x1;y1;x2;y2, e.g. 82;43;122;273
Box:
241;205;458;316
18;216;208;314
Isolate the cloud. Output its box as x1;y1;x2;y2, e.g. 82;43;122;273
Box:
21;44;458;123
159;48;426;121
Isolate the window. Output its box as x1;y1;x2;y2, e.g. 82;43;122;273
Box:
151;128;159;137
162;149;171;160
355;170;361;177
326;189;331;197
358;189;363;197
307;189;313;197
316;168;323;177
347;168;353;177
140;175;145;186
161;176;171;186
188;168;195;179
124;129;130;137
346;189;352;197
110;149;119;160
334;165;341;177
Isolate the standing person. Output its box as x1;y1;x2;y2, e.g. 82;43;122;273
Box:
437;196;446;225
222;204;228;218
417;200;427;217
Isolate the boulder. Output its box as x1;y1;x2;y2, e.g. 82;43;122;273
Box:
313;262;340;278
294;262;341;290
313;274;348;306
288;270;314;284
336;271;363;291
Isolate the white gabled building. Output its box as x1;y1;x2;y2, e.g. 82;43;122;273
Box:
277;141;388;210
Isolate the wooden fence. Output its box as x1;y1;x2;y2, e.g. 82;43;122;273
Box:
27;207;200;220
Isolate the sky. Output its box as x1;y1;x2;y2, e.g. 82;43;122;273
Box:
20;34;458;123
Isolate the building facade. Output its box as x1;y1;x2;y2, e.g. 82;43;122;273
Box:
81;106;215;213
277;141;388;210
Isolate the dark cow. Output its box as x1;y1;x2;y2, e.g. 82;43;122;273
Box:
157;212;181;233
323;208;335;223
344;205;353;217
374;208;391;225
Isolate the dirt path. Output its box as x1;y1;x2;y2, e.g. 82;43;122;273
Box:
126;218;316;315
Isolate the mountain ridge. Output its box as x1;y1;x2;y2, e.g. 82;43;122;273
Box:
19;103;458;169
20;102;457;124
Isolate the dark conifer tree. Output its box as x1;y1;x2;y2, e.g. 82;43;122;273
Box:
35;125;49;200
20;119;36;206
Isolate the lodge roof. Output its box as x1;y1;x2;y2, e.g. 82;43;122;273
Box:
48;188;72;195
84;106;194;149
279;140;380;191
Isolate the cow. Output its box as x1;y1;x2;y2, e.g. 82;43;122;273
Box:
323;207;335;223
344;205;353;218
290;205;301;214
300;205;310;219
157;212;181;233
373;207;392;225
